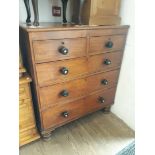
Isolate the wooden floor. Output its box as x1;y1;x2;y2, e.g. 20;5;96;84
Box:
20;111;134;155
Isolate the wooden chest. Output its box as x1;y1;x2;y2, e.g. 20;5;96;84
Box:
19;75;40;146
72;0;121;25
20;23;129;139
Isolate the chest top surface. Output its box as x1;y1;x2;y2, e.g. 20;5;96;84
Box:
19;22;129;32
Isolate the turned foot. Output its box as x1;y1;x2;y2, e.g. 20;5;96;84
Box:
102;106;111;114
42;132;52;141
26;18;31;24
33;20;39;26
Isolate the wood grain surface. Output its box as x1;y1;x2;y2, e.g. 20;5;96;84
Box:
36;57;88;87
41;88;116;130
89;35;126;54
33;38;87;63
19;24;129;138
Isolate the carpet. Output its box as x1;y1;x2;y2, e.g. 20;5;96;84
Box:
116;141;135;155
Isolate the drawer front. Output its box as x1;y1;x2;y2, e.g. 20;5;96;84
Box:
39;78;87;108
89;35;126;54
19;99;35;130
36;57;88;87
19;84;31;100
41;88;116;129
42;98;86;129
33;38;87;63
87;70;120;93
89;51;123;73
85;88;116;113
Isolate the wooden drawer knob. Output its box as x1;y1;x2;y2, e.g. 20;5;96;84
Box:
105;41;113;48
101;79;108;85
104;59;111;65
60;67;69;75
59;46;69;55
62;111;69;118
98;97;105;104
60;90;69;97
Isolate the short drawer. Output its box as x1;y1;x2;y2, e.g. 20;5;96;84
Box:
36;57;88;87
87;70;120;93
39;78;87;108
88;51;123;73
41;88;116;130
89;35;126;54
33;38;87;63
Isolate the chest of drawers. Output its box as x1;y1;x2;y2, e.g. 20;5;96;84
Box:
20;23;129;139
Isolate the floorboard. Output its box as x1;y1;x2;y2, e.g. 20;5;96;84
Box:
20;111;134;155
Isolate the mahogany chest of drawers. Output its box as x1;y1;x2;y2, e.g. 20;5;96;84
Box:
20;23;129;139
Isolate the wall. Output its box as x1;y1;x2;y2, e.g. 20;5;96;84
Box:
19;0;135;130
19;0;73;23
111;0;135;130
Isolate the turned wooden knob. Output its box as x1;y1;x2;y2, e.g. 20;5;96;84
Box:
62;111;69;118
60;90;69;97
101;79;108;85
59;46;69;55
60;67;69;75
104;59;111;65
105;41;113;48
99;97;105;104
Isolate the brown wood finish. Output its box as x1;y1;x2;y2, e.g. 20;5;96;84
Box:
42;88;116;130
36;57;88;87
89;35;126;54
87;69;120;93
19;23;129;138
88;51;123;73
33;38;87;63
39;69;119;109
39;78;87;109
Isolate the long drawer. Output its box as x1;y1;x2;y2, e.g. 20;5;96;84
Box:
36;57;88;87
41;88;116;130
89;35;126;54
33;38;87;63
39;70;119;109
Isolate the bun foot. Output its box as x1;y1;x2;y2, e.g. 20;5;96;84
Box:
102;106;111;114
42;132;52;141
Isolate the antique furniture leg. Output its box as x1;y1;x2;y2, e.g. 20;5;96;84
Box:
61;0;68;23
102;106;111;114
78;0;85;24
41;130;53;141
24;0;31;24
72;0;85;24
32;0;39;26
